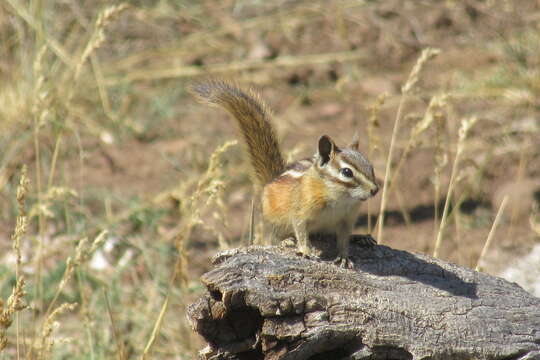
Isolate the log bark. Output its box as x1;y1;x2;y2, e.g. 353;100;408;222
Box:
187;235;540;360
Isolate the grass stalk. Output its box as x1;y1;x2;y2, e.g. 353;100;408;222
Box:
11;166;29;359
5;0;75;67
376;48;440;244
249;197;256;245
0;278;27;354
433;112;447;242
433;117;477;258
141;240;184;359
394;185;412;226
32;41;47;335
375;96;405;244
366;94;385;233
104;289;125;360
453;193;464;263
107;49;370;85
141;296;169;360
90;54;114;120
476;196;509;271
33;106;45;318
47;133;63;189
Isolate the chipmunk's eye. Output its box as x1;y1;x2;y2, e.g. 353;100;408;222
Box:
340;167;353;178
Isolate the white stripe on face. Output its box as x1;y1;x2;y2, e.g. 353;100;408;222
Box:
326;160;343;179
282;169;304;178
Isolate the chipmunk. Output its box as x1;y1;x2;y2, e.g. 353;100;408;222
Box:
189;79;379;268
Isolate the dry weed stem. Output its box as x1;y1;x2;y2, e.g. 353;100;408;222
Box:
402;48;441;94
37;303;77;359
433;117;478;258
74;3;130;81
377;48;440;243
476;196;509;271
0;278;27;352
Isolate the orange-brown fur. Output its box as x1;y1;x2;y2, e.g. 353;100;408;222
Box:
298;174;327;219
262;176;295;226
262;173;328;227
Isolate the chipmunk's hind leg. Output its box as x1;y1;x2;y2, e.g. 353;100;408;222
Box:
263;221;282;246
333;219;355;268
292;219;314;258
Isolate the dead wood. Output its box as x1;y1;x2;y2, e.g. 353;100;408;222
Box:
187;235;540;360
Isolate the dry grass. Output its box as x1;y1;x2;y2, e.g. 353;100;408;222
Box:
476;195;509;271
1;0;539;358
376;47;440;244
433;116;478;257
0;277;27;353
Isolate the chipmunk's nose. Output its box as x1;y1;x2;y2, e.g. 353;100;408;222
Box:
370;186;379;196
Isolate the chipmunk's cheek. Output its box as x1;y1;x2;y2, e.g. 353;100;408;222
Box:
350;187;370;200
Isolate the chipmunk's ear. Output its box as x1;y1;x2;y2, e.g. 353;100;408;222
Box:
318;135;338;165
349;131;360;150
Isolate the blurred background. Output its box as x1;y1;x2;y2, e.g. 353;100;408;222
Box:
0;0;539;358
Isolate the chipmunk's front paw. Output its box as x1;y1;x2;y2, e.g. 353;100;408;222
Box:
351;234;377;247
334;256;355;269
297;252;317;261
295;246;316;260
280;237;296;248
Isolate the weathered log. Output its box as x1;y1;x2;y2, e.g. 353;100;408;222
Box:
187;235;540;360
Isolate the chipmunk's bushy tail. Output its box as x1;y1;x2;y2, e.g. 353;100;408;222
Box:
189;79;285;186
